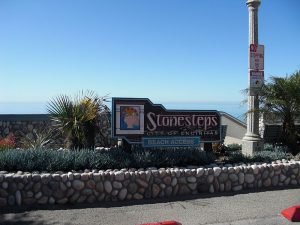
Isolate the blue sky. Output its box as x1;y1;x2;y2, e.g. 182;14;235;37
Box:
0;0;299;114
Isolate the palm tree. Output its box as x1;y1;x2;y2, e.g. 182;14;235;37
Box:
47;90;108;149
259;70;300;154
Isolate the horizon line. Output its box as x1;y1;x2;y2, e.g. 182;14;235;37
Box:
0;100;245;104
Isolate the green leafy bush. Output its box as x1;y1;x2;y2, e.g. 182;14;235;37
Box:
0;147;215;172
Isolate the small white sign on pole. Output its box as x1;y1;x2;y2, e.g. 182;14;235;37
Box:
249;44;264;70
250;70;264;88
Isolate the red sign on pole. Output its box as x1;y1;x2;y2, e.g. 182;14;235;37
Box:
249;44;264;70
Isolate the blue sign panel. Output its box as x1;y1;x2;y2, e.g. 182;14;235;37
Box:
143;137;200;148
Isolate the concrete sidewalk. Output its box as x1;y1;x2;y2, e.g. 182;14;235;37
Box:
1;188;300;225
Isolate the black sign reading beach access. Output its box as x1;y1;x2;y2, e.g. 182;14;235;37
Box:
112;98;221;144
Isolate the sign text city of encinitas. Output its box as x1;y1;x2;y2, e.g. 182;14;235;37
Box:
112;98;221;146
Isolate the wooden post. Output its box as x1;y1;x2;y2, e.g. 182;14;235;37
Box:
204;142;213;152
122;139;132;153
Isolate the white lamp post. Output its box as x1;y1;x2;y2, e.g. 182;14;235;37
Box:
242;0;264;156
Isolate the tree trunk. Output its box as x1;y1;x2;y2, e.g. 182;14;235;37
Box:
283;117;298;155
204;143;213;152
84;122;96;149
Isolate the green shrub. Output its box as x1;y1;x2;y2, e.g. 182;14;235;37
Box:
0;146;293;172
263;144;288;152
225;148;289;164
255;150;289;161
226;143;242;152
294;152;300;161
0;147;216;172
224;151;250;164
131;147;216;168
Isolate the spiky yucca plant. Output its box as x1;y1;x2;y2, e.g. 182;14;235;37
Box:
47;90;108;149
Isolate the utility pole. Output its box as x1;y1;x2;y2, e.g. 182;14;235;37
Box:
242;0;264;156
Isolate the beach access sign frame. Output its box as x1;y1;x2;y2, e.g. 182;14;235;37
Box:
111;98;221;147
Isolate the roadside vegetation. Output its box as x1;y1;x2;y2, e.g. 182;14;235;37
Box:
258;70;300;155
243;70;300;155
0;69;299;173
0;147;216;172
222;144;294;164
0;144;296;172
47;90;109;149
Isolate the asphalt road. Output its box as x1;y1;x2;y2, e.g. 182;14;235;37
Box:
1;188;300;225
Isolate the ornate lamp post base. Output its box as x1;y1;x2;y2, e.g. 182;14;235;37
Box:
242;135;264;156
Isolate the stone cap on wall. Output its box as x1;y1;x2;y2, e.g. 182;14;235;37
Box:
0;114;50;121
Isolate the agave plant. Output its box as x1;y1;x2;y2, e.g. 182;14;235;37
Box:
47;90;108;149
20;128;56;150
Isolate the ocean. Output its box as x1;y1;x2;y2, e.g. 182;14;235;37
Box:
0;101;247;122
161;102;246;121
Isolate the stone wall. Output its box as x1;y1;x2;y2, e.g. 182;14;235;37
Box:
0;114;50;141
0;160;299;207
0;114;112;148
